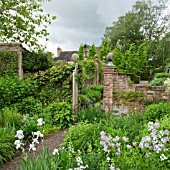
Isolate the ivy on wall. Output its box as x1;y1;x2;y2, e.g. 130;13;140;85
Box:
22;50;53;72
0;50;18;77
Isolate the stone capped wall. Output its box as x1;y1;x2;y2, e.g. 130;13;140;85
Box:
103;65;170;115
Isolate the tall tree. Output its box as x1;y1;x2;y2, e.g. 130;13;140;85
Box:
87;44;97;60
78;44;84;60
99;39;110;60
0;0;56;50
104;0;170;67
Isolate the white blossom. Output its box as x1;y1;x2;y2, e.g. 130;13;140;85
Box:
14;140;22;149
37;118;45;126
29;143;36;151
52;148;59;155
15;130;24;139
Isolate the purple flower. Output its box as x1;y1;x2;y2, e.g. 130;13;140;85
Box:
153;145;161;153
132;142;137;147
104;146;110;153
109;143;115;148
144;142;150;149
126;144;131;149
162;137;169;143
154;122;160;129
100;131;106;136
113;136;120;142
116;142;121;147
163;130;169;135
122;136;128;142
110;166;115;170
115;151;121;156
100;141;106;146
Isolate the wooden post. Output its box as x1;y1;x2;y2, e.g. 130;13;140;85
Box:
72;64;79;114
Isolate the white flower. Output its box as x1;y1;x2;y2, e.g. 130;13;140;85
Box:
106;157;111;162
52;148;59;155
33;131;44;138
76;157;83;166
37;118;45;126
32;138;39;144
160;154;167;161
29;143;36;151
148;122;154;131
14;140;22;149
15;130;24;139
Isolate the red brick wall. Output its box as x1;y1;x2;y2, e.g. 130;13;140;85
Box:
103;65;170;115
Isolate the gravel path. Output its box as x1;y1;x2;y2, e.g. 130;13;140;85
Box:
0;129;68;170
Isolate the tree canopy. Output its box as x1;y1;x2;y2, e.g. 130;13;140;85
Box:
0;0;56;50
103;0;170;67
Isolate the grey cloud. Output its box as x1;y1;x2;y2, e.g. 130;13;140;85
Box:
42;0;141;54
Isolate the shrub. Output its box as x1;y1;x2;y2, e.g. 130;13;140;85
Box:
144;102;170;121
0;76;37;109
155;73;170;79
43;102;74;129
13;96;43;116
63;122;103;151
0;50;18;77
0;126;16;165
148;78;167;86
80;85;103;105
0;107;22;129
21;114;38;138
77;107;105;123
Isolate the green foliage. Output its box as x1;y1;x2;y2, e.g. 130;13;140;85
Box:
77;107;105;123
148;78;167;86
13;96;43;116
21;114;38;138
63;122;102;151
0;126;16;165
80;85;103;104
0;107;22;129
77;60;96;81
125;42;147;75
0;0;56;50
22;50;53;72
78;44;84;60
155;73;170;78
99;39;110;60
0;50;18;77
0;76;37;109
104;0;169;68
144;102;170;121
33;63;75;104
43;101;74;129
87;44;97;59
113;42;147;75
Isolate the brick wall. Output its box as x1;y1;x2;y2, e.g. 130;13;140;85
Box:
103;65;170;115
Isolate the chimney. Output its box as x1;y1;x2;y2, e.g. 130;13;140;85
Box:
57;46;62;57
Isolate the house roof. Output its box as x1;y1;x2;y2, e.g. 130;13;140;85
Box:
55;51;78;62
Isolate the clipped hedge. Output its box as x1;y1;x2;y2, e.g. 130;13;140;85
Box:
155;73;170;78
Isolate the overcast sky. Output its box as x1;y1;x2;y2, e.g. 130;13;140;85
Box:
42;0;169;56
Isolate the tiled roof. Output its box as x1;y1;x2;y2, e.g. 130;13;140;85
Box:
55;51;78;62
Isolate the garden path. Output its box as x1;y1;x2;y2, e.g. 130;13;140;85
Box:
0;129;68;170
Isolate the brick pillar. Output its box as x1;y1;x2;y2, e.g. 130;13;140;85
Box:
103;65;117;113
